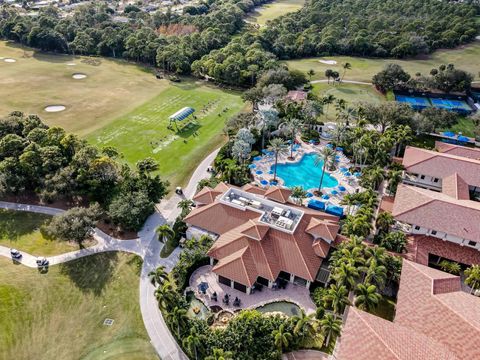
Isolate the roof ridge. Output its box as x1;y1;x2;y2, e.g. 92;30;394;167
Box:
434;293;480;332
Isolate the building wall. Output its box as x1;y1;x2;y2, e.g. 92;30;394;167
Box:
186;225;218;240
412;235;480;266
403;172;442;190
408;224;480;250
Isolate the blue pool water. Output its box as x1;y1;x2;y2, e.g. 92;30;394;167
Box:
272;153;338;190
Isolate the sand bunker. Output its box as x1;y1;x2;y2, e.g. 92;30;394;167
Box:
319;59;337;65
44;105;66;113
66;63;76;66
4;58;16;63
72;73;87;79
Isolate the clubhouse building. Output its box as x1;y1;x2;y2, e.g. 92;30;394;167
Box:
392;142;480;266
185;183;341;294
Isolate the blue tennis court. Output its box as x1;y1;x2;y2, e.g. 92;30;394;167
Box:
430;98;472;113
395;95;431;110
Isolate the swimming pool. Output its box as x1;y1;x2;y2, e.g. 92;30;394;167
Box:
256;301;301;317
272;153;338;190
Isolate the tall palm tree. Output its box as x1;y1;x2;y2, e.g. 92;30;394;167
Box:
314;147;336;193
280;117;304;159
183;328;203;360
465;265;480;294
333;262;360;290
155;280;177;312
341;62;352;81
148;265;168;286
387;169;403;195
205;348;234;360
321;94;336;119
320;313;342;348
290;186;307;205
272;323;293;353
323;284;350;315
156;224;175;244
177;199;195;217
364;259;387;289
167;306;189;338
307;69;315;80
354;283;381;311
293;310;318;344
325;69;333;84
375;212;394;234
268;138;288;182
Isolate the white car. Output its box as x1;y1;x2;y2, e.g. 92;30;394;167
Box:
36;257;49;267
10;248;22;260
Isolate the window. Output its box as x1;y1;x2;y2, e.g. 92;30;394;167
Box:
415;226;421;230
468;241;477;247
431;230;437;235
433;178;439;183
420;175;425;180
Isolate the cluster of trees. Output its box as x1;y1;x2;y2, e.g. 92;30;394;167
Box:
373;63;474;93
261;0;478;59
374;212;407;253
0;0;270;73
0;112;168;233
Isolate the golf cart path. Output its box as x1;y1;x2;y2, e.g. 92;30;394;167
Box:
0;147;218;360
311;79;371;85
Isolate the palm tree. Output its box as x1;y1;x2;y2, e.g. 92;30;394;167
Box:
268;138;288;182
375;212;394;234
148;265;168;286
387;169;403;195
307;69;315;81
439;260;461;275
280;117;304;159
155;280;177;312
291;186;307;205
368;166;386;190
183;328;203;360
205;348;234;360
323;284;350;315
354;283;381;311
156;224;175;243
177;199;194;217
272;323;293;353
333;262;359;290
325;69;333;84
293;310;318;344
465;265;480;294
314;147;336;193
167;306;189;338
364;259;387;289
341;62;352;81
320;313;342;348
321;94;336;119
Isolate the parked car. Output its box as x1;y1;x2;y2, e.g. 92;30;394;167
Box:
36;257;49;267
10;248;22;260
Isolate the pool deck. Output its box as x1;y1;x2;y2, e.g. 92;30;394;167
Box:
189;265;317;315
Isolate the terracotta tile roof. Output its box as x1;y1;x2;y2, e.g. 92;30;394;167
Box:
379;195;395;213
264;186;292;203
305;217;340;242
441;173;470;200
395;261;480;359
240;220;270;240
312;239;330;257
402;146;480;187
213;182;231;193
336;307;459;360
435;141;480;160
193;186;219;205
213;247;258;287
392;184;480;242
242;183;267;195
286;90;307;102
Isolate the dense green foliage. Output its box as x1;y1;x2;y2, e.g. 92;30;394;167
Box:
262;0;478;59
0;112;168;231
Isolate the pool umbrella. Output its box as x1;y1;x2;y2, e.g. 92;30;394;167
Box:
306;192;314;198
309;139;316;144
270;180;278;185
344;172;352;177
322;194;330;200
248;164;256;169
331;190;338;195
260;180;268;185
256;170;263;175
254;156;262;161
198;282;209;293
353;172;361;177
336;147;344;152
340;167;348;172
262;149;269;154
338;186;346;192
268;170;274;175
326;143;333;148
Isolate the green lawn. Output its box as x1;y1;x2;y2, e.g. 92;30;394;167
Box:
0;209;83;256
287;41;480;82
87;80;244;186
246;0;305;26
439;117;476;138
0;253;158;360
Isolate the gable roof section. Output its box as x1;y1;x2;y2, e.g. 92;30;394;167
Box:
242;183;267;195
305;217;340;242
264;186;292;203
193;186;219;205
336;307;459;360
435;141;480;160
240;220;270;240
402;146;480;187
312;239;330;258
392;184;480;242
441;173;470;200
213;247;258;287
395;261;480;359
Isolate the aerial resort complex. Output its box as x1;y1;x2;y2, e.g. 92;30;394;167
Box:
1;0;480;359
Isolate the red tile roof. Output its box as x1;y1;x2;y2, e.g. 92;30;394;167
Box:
435;141;480;160
213;247;258;287
286;90;308;102
402;146;480;187
441;173;470;200
242;183;267;195
336;307;459;360
305;217;339;242
395;261;480;359
264;186;292;203
192;186;219;205
392;184;480;242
